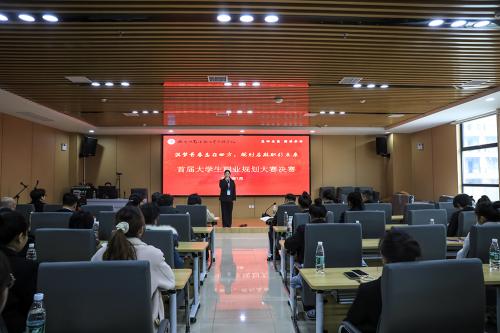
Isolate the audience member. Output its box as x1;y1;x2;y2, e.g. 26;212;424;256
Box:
126;193;143;207
0;252;12;315
0;197;16;212
68;210;94;229
298;191;312;212
321;189;336;204
476;195;491;206
267;193;297;261
362;190;375;204
187;193;216;223
29;188;46;212
343;230;421;333
339;192;365;223
57;193;78;212
457;201;500;259
0;211;38;333
157;194;179;214
151;192;162;205
91;206;175;324
447;194;474;237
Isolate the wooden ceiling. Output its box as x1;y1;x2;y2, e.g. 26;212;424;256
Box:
0;0;499;128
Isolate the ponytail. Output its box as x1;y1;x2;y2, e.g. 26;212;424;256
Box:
103;206;144;260
103;227;137;260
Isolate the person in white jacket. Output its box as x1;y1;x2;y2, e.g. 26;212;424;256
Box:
91;206;175;325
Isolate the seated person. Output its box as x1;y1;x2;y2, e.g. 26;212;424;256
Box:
29;188;46;212
187;193;216;223
447;193;474;237
343;229;421;333
321;189;336;204
339;191;365;223
0;211;38;333
0;197;16;212
57;193;78;212
362;190;375;204
267;193;297;261
69;210;94;229
151;192;162;205
0;251;13;315
141;203;184;268
157;194;179;214
457;201;500;259
126;193;143;207
298;191;312;213
92;206;175;325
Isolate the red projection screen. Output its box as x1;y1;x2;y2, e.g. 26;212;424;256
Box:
162;135;310;196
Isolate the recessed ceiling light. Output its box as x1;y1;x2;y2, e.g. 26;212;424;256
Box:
353;83;362;88
309;130;316;133
91;82;101;87
240;130;245;133
319;111;326;115
168;129;174;133
236;110;243;114
120;81;130;87
264;15;279;23
428;19;445;27
388;114;404;118
152;110;160;114
224;82;232;87
42;14;58;22
247;110;253;114
104;82;114;87
380;84;389;89
0;14;8;22
142;110;149;114
329;111;336;115
339;111;346;115
473;20;490;28
132;110;139;114
217;14;231;23
367;83;376;88
486;97;495;102
238;82;247;87
18;14;35;22
226;110;232;114
252;81;261;87
451;20;467;28
89;130;95;133
240;15;254;23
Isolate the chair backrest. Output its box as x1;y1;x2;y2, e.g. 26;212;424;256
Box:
408;209;447;226
325;211;334;223
319;186;336;199
80;205;114;219
43;204;63;212
354;186;373;193
35;229;96;262
158;214;191;241
404;203;435;223
142;229;175;267
391;193;411;215
393;225;447;260
438;195;454;203
176;205;207;227
38;261;154;333
97;211;116;241
336;186;355;202
458;211;477;237
292;213;310;232
30;212;72;234
344;211;386;239
364;203;392;225
437;202;456;223
274;204;301;226
15;204;34;222
379;259;485;333
324;203;349;223
468;223;500;263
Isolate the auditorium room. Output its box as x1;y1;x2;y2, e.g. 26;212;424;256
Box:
1;1;500;333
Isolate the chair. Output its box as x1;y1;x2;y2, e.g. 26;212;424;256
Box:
274;204;301;226
324;203;348;223
336;187;355;202
319;186;336;199
326;211;334;223
354;186;373;193
404;203;435;222
176;205;207;228
80;205;114;219
344;211;386;239
407;209;447;226
30;212;72;234
15;204;34;222
158;214;191;242
393;225;447;260
142;229;175;268
292;213;310;232
364;203;392;225
43;204;63;212
38;261;168;333
302;223;362;308
35;229;97;262
468;224;500;263
439;195;454;202
391;193;412;216
437;202;456;223
458;211;476;237
342;259;485;333
97;211;116;241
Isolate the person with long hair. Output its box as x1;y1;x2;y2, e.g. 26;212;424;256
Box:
447;194;474;237
91;206;175;325
297;191;312;212
339;191;365;223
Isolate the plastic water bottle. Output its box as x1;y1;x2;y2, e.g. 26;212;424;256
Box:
489;239;500;272
26;293;46;333
315;241;325;274
93;220;100;240
429;218;435;225
286;218;293;238
26;243;37;261
272;204;277;214
355;220;360;224
283;211;289;227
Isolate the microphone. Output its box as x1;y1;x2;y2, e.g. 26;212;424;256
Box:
262;202;277;218
20;181;28;188
34;180;39;190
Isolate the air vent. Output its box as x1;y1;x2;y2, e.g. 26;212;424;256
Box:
339;77;363;85
208;75;229;83
16;112;53;122
123;112;139;117
454;79;491;90
65;76;92;84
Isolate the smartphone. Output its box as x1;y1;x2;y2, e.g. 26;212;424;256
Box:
352;269;369;277
343;271;360;280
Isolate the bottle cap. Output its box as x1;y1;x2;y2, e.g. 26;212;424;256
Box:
29;243;35;248
318;241;323;245
494;238;498;242
34;293;44;301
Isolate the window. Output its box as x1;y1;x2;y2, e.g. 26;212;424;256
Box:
461;114;499;201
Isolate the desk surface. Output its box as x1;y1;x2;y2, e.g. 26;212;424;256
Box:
362;237;464;251
391;215;404;222
173;269;192;290
273;226;287;233
301;265;500;291
385;223;409;230
177;241;209;253
192;226;214;234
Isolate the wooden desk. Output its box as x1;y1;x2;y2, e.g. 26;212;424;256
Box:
385;223;408;230
362;238;464;251
391;215;404;222
177;241;208;253
192;226;215;273
273;226;287;233
170;269;192;333
192;226;213;234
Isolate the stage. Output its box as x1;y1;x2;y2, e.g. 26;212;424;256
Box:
214;218;268;233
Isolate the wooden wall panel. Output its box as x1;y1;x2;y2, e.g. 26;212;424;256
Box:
31;124;56;202
411;129;435;201
0;115;3;184
355;136;386;196
54;132;70;201
150;136;162;195
310;136;323;198
86;136;117;187
432;125;459;198
322;136;357;187
388;134;413;195
116;136;150;198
